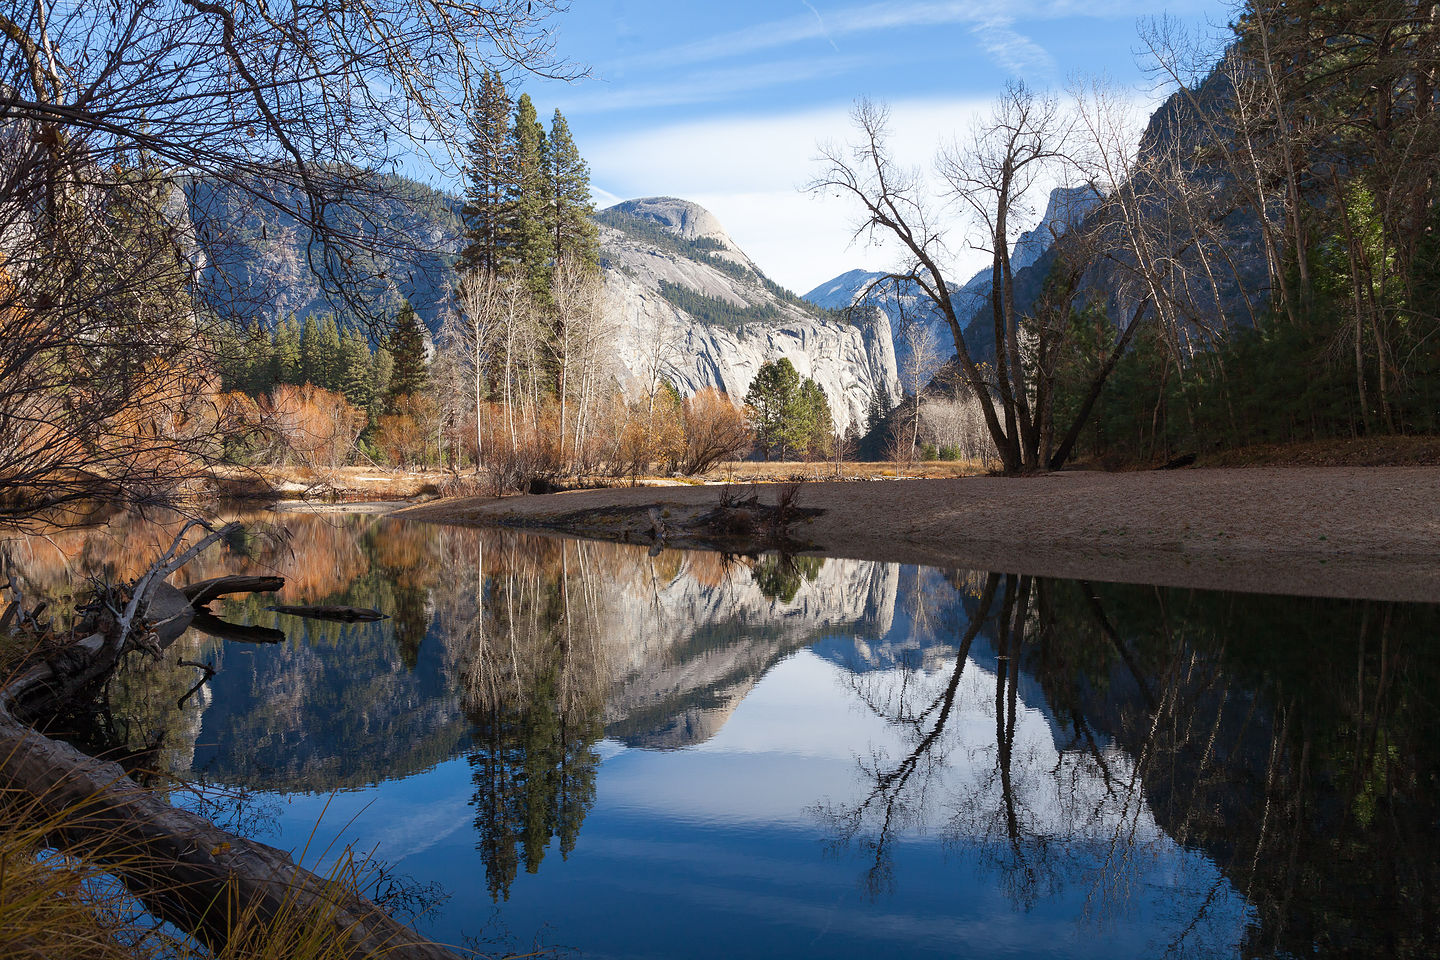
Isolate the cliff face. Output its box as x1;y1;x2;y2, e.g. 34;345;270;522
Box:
598;552;902;749
599;198;900;434
182;183;900;433
806;63;1273;377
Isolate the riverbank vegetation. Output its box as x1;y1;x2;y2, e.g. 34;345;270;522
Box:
819;1;1440;473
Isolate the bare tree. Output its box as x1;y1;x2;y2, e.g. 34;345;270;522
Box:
0;0;578;515
898;321;944;460
550;257;610;469
678;388;751;475
443;270;504;472
812;91;1088;474
935;82;1077;471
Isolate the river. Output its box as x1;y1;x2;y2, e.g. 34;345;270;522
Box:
12;509;1438;959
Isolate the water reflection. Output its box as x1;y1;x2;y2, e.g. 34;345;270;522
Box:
5;510;1436;958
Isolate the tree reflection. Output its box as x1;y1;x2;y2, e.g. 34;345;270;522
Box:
750;554;825;603
817;572;1002;896
433;531;610;901
822;572;1440;957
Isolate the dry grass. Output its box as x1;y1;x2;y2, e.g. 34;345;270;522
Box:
0;784;440;960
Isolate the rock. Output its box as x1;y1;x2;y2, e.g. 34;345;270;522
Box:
600;198;901;434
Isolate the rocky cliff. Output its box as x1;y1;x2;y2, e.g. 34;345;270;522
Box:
186;182;900;433
598;197;900;434
599;552;901;749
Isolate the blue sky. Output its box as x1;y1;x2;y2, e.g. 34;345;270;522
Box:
519;0;1232;293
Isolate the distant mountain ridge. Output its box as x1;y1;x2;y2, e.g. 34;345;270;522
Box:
180;183;901;432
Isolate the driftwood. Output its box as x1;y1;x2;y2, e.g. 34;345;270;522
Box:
266;604;388;623
0;524;461;960
190;608;287;644
183;574;286;608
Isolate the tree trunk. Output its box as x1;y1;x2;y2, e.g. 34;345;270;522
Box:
0;559;460;959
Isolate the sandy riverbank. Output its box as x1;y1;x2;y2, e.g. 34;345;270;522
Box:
397;467;1440;603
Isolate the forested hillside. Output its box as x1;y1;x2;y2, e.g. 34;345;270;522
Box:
815;1;1440;472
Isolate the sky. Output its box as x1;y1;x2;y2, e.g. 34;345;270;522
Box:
519;0;1233;294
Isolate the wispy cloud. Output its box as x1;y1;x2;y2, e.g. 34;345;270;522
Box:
969;17;1056;75
556;55;870;114
612;1;984;72
604;0;1188;75
801;1;842;53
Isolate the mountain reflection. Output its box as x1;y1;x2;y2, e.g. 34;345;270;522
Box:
12;510;1438;954
820;572;1440;958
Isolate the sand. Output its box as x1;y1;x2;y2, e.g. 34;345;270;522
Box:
397;467;1440;603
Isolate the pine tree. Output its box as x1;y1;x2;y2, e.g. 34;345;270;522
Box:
336;326;375;410
504;94;552;301
545;109;598;270
384;301;429;410
240;325;274;395
317;314;343;391
370;346;394;423
459;71;513;276
796;378;834;459
745;358;802;460
299;314;322;386
270;315;302;386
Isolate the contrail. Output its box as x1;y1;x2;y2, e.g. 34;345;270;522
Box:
801;0;842;52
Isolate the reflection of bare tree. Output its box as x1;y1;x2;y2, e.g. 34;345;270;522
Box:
820;572;1277;953
816;573;1002;896
430;531;615;901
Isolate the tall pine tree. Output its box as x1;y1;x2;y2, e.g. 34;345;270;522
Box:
545;109;599;270
505;94;552;301
336;326;375;410
270;315;302;387
459;71;513;276
384;300;430;411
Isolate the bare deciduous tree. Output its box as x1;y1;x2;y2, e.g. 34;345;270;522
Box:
812;90;1095;474
0;0;576;514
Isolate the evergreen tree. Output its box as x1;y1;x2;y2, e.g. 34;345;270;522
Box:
459;71;513;276
316;314;343;391
545;109;599;270
504;94;552;300
336;326;375;410
745;358;802;459
299;314;322;386
370;346;394;422
384;301;429;410
796;378;834;459
240;326;274;395
270;314;303;386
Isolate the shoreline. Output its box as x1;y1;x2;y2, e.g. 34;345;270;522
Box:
396;467;1440;603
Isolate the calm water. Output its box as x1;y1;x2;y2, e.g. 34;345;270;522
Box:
13;511;1440;958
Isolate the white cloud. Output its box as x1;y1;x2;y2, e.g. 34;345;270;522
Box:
603;0;1214;74
585;86;1165;293
587;97;998;292
969;17;1056;75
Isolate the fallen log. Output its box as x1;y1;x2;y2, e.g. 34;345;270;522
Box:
190;609;287;644
0;526;463;960
183;575;286;608
266;604;388;623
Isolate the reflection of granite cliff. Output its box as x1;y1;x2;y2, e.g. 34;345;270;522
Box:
602;555;900;749
187;614;470;793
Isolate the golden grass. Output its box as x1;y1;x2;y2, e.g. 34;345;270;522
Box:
0;784;440;960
